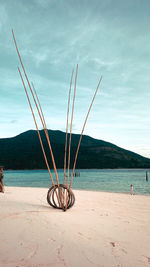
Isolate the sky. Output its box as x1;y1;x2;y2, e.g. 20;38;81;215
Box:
0;0;150;158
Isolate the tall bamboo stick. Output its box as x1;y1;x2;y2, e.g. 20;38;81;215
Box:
69;76;102;189
31;82;57;180
66;64;78;188
18;68;62;207
63;69;74;186
31;82;64;207
30;83;60;187
18;68;54;185
31;82;46;129
12;30;60;190
65;65;78;210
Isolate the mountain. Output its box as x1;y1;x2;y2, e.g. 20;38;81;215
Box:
0;129;150;169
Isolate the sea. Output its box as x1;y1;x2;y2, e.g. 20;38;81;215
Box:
3;169;150;195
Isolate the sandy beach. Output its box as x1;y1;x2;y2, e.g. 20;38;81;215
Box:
0;187;150;267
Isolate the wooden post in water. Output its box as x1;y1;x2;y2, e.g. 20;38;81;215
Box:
0;166;4;193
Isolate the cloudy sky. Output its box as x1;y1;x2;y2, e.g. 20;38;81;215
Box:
0;0;150;158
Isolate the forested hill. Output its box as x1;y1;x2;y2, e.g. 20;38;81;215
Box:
0;129;150;169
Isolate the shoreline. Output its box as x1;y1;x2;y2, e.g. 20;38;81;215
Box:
0;186;150;266
3;185;150;197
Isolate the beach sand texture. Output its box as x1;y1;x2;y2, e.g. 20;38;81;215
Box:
0;187;150;267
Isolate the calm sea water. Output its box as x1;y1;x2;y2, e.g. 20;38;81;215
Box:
3;169;150;195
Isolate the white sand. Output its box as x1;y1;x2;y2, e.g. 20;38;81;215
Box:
0;186;150;267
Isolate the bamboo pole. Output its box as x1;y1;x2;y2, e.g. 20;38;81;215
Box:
18;68;62;207
31;82;46;129
18;68;54;185
66;64;78;187
65;65;78;210
30;83;60;187
12;30;60;191
31;82;64;207
31;82;59;184
63;69;74;186
69;76;102;189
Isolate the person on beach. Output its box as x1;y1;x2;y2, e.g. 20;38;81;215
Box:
130;184;133;195
0;176;4;193
0;167;4;193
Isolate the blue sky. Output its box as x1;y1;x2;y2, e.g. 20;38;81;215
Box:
0;0;150;158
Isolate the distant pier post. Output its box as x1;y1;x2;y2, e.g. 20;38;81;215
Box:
146;171;148;182
0;166;4;193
